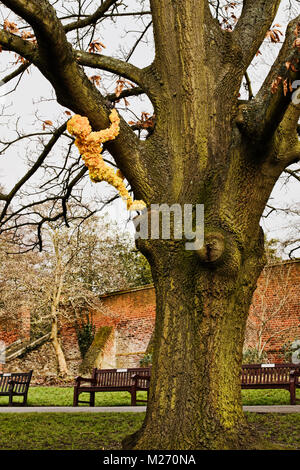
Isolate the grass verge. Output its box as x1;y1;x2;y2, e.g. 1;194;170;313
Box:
0;412;144;450
246;412;300;450
0;412;299;450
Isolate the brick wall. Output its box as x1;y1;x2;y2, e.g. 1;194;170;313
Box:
244;260;300;361
1;260;299;372
0;305;31;347
99;286;156;367
94;261;299;366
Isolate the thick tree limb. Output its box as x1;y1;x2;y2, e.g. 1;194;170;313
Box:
0;28;39;64
273;103;300;164
233;0;281;69
74;50;146;89
236;15;300;142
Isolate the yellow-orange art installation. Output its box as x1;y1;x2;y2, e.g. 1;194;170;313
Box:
67;109;146;211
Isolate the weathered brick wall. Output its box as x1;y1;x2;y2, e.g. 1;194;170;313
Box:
99;286;156;367
95;261;299;366
244;260;300;362
0;306;31;347
0;329;19;346
1;261;299;372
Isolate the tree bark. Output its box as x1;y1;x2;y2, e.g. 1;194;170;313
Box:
123;218;266;449
50;315;69;377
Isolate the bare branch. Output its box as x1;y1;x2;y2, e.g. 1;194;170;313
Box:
105;86;144;103
1;61;31;84
74;49;147;89
63;0;118;33
0;28;39;64
284;167;300;182
0;122;67;222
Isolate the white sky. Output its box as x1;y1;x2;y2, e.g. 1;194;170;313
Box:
0;0;299;256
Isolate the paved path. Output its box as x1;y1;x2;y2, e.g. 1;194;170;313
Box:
0;405;299;413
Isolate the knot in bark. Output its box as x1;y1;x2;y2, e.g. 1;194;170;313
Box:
196;232;225;263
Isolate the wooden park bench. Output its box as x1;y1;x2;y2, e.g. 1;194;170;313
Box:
73;367;151;406
73;363;300;407
0;370;33;406
241;363;300;405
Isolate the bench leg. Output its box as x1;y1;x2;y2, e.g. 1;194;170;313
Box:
131;389;136;406
90;392;95;407
8;394;13;406
290;384;296;405
73;388;79;407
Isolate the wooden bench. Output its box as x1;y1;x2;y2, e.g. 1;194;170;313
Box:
0;370;33;406
73;363;300;407
241;363;300;405
73;367;151;406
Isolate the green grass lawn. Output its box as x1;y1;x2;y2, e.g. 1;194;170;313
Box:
0;412;299;450
0;386;299;407
0;387;148;407
0;412;145;450
0;388;299;450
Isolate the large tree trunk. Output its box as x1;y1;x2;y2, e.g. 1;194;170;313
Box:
124;229;266;449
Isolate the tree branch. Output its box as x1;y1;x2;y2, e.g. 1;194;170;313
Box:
284;168;300;182
0;28;39;65
0;122;67;222
74;49;146;88
273;103;300;164
63;0;118;33
1;61;31;84
236;15;300;142
105;86;144;103
233;0;281;69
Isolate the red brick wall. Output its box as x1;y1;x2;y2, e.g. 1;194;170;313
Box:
0;306;30;347
244;260;300;361
2;261;299;369
0;329;19;346
94;261;299;366
99;286;156;367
